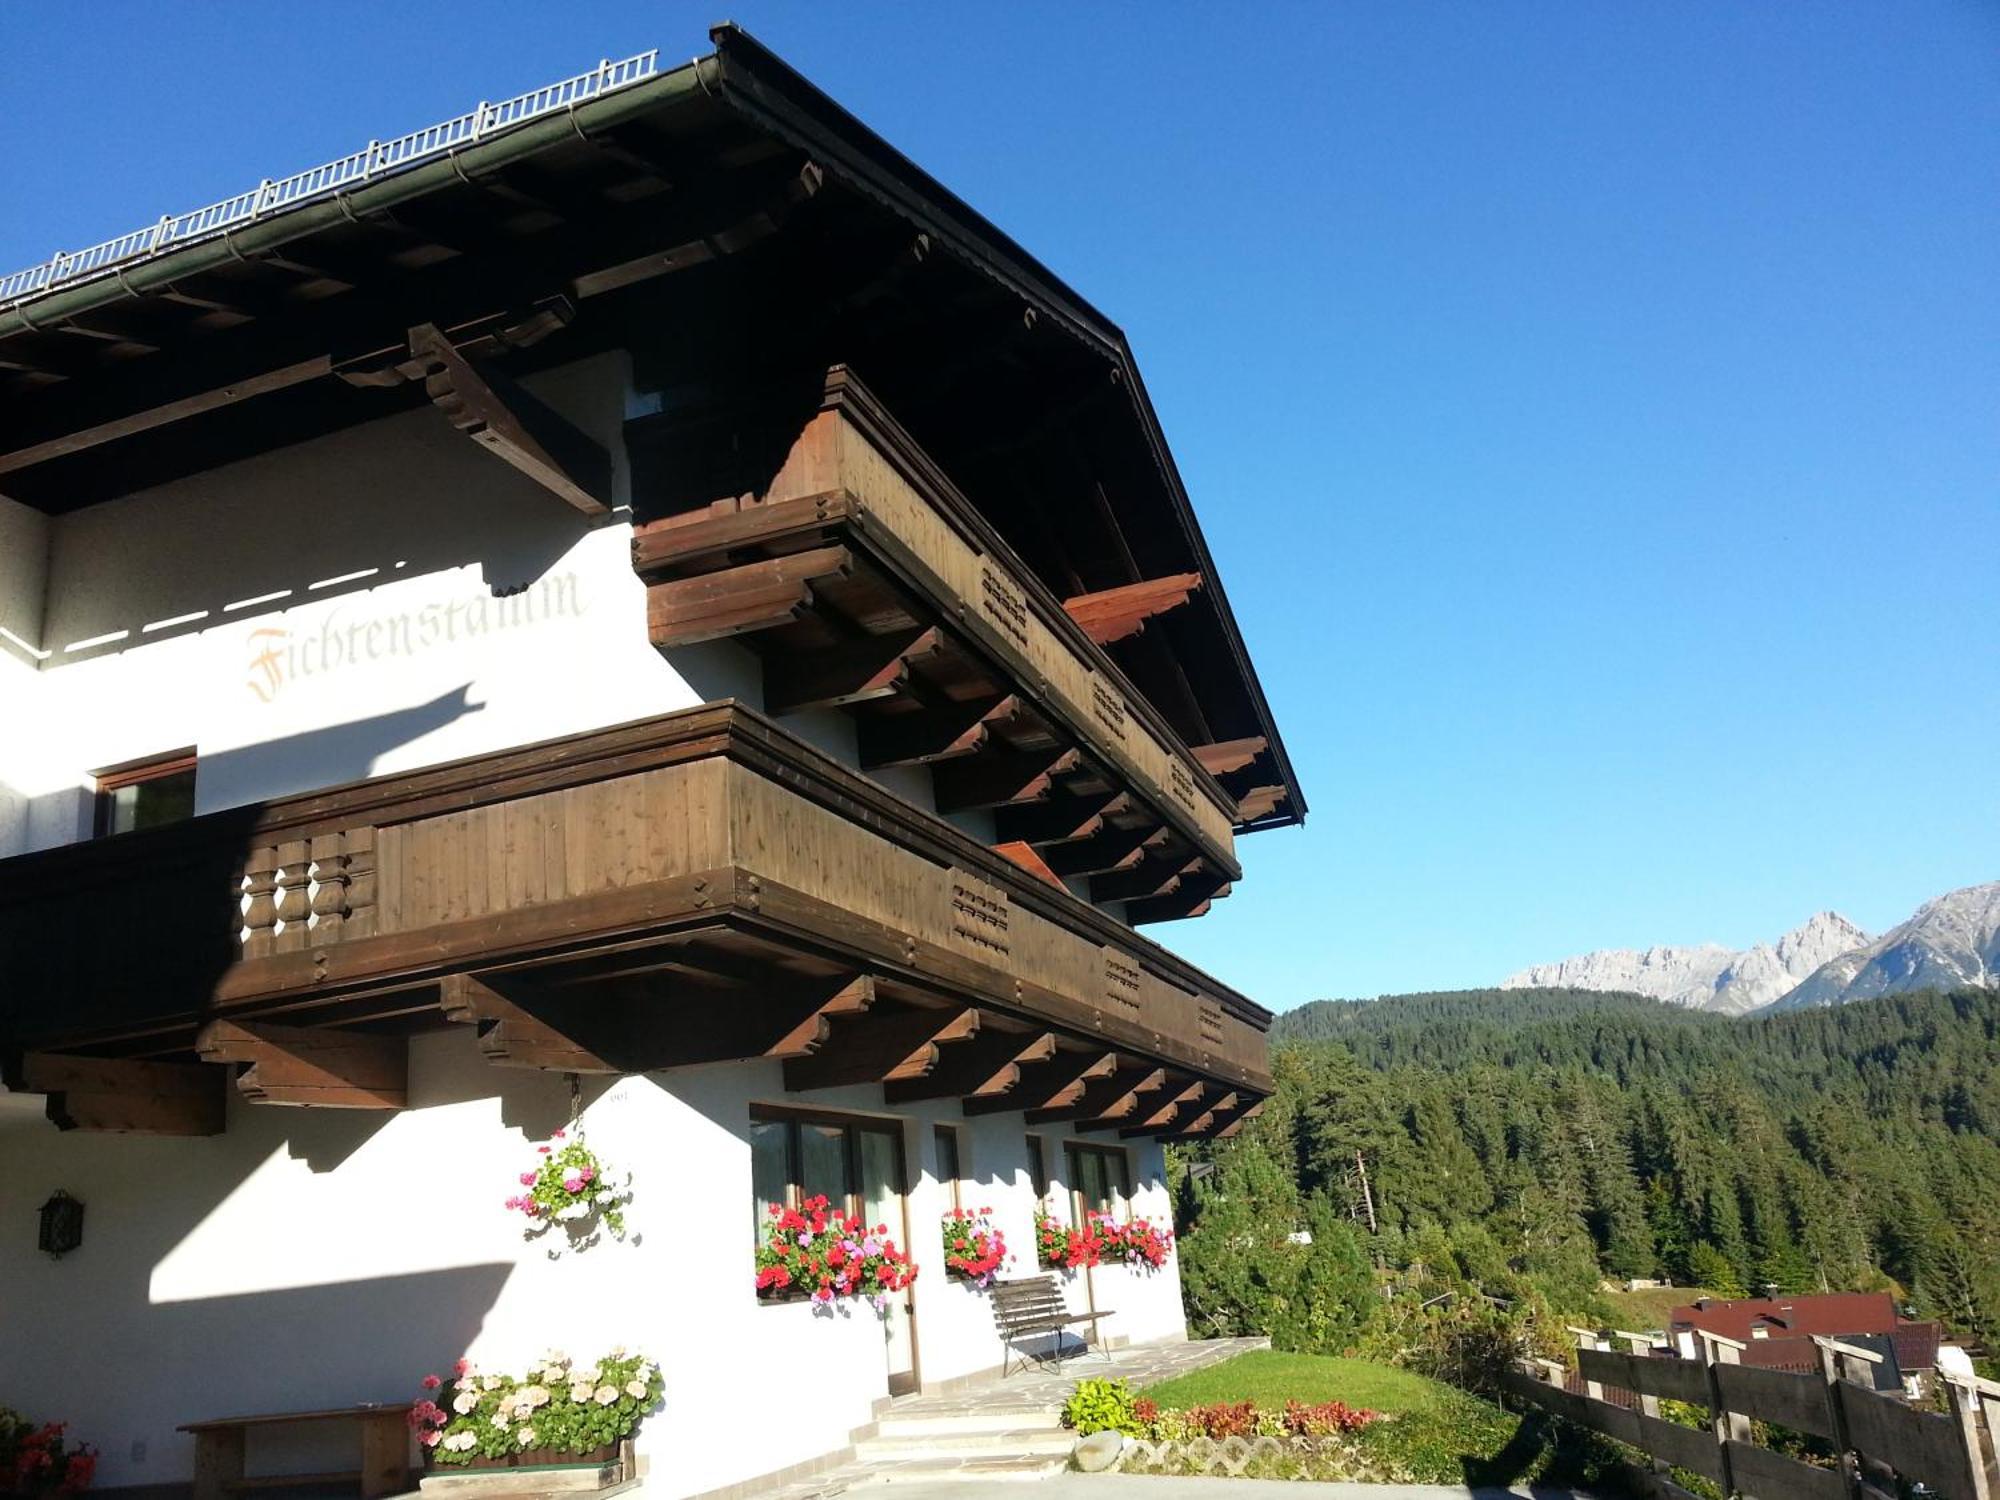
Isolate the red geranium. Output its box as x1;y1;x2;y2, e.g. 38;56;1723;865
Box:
755;1195;917;1307
941;1208;1010;1286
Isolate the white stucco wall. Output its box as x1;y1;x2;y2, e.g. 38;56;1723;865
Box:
0;1037;1184;1499
0;349;1199;1498
0;354;764;856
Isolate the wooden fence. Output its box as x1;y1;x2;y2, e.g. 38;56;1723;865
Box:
1504;1328;2000;1500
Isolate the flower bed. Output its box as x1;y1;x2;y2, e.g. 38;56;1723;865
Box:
504;1129;630;1247
1062;1378;1388;1480
1;1410;94;1495
1036;1209;1174;1270
940;1207;1009;1286
755;1194;918;1306
410;1350;662;1466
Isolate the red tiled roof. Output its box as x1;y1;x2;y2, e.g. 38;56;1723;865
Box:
1671;1293;1901;1341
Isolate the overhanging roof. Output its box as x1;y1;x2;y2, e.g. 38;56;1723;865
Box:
0;24;1304;831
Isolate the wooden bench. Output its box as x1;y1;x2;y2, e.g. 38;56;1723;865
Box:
179;1405;411;1500
991;1274;1114;1375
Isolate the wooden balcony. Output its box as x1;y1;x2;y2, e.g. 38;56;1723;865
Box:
0;704;1270;1138
628;369;1243;924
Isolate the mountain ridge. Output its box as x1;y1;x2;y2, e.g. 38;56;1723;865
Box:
1498;880;1999;1016
1501;911;1866;1015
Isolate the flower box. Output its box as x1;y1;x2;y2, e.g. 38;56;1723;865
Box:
426;1442;619;1473
411;1352;660;1467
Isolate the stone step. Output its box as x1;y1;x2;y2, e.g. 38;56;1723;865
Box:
852;1428;1072;1462
870;1410;1064;1438
857;1452;1068;1485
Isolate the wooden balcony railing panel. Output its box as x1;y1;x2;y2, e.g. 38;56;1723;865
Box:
0;703;1272;1097
631;369;1244;911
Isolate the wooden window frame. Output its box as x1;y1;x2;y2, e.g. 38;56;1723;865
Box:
1064;1139;1132;1222
933;1123;964;1215
749;1102;907;1225
91;749;197;838
1026;1132;1048;1203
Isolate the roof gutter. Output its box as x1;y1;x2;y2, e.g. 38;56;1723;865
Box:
0;54;720;341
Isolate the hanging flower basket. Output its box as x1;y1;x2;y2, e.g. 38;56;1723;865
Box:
755;1194;918;1308
941;1207;1011;1286
504;1129;631;1248
411;1351;661;1468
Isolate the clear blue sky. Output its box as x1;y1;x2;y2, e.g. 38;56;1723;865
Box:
4;5;1995;1008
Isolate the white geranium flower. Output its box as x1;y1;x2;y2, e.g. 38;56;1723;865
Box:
624;1380;648;1399
593;1385;618;1406
490;1415;508;1430
516;1428;536;1447
452;1391;480;1415
573;1366;600;1384
569;1381;594;1403
445;1432;477;1453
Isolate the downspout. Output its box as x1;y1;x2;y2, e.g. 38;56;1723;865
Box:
0;54;722;341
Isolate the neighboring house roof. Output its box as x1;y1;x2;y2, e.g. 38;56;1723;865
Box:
1671;1292;1902;1342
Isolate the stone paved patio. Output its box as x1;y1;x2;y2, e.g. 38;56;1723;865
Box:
755;1336;1270;1498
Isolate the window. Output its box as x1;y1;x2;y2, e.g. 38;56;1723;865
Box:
1066;1141;1131;1220
750;1106;906;1245
934;1124;963;1213
93;751;197;838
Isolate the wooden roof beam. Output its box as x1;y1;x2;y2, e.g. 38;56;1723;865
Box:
1161;1091;1241;1141
1128;873;1230;925
408;321;609;516
783;1005;978;1091
1044;822;1167;879
1091;856;1199;906
439;972;618;1073
1024;1064;1166;1126
993;790;1130;848
1192;737;1268;779
15;1052;225;1136
1062;572;1203;646
859;694;1019;770
882;1027;1056;1104
932;746;1082;815
195;1019;407;1109
963;1048;1115;1116
765;626;944;715
1119;1080;1211;1138
645;545;853;646
1213;1098;1267;1139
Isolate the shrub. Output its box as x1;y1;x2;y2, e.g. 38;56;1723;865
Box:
1282;1398;1378;1436
1060;1378;1143;1437
1181;1401;1260;1439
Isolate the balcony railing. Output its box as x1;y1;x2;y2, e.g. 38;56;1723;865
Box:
0;52;660;309
0;703;1271;1134
629;367;1243;924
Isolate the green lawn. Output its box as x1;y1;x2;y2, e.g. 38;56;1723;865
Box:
1136;1350;1618;1488
1602;1285;1707;1332
1143;1351;1451;1414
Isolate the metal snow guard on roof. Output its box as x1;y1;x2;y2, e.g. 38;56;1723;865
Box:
0;50;660;311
